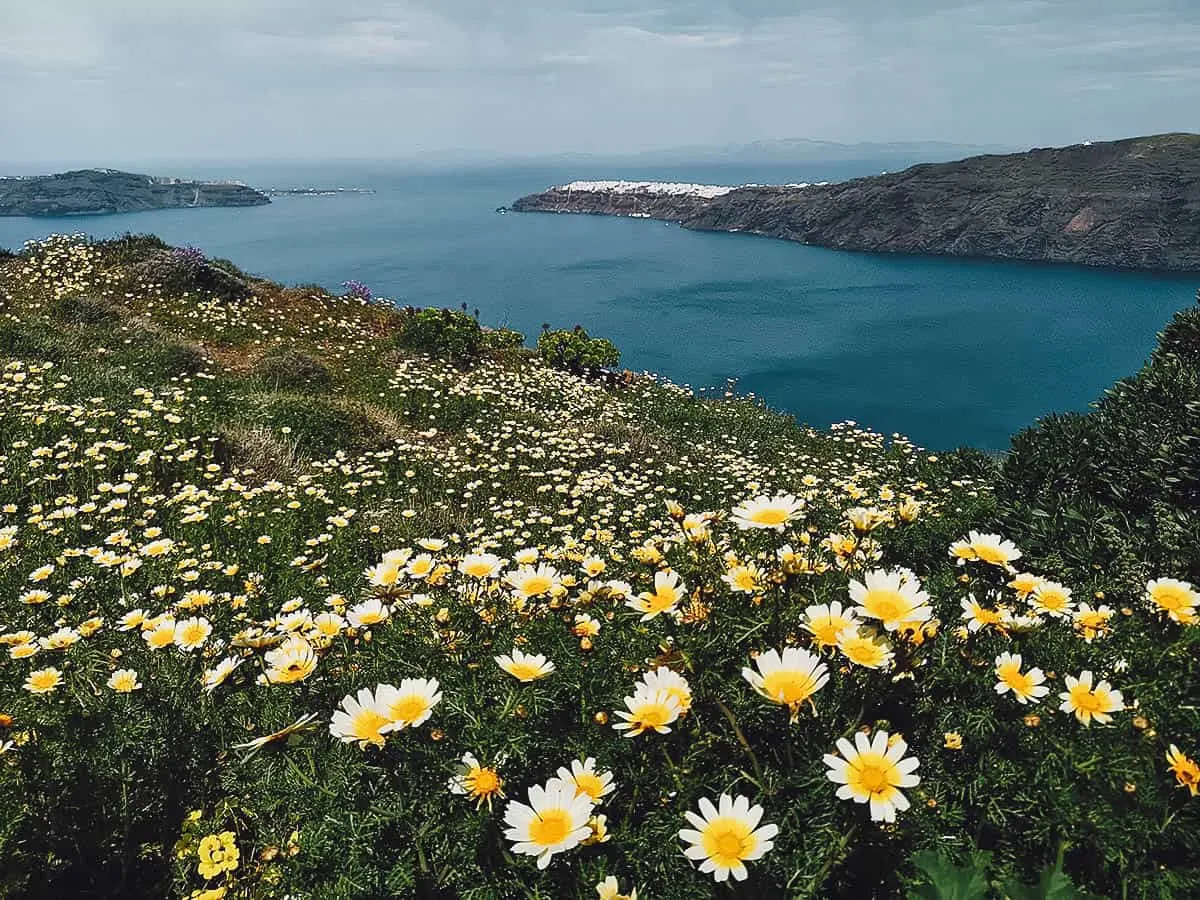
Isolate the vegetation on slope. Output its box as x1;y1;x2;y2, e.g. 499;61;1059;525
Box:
0;234;1196;899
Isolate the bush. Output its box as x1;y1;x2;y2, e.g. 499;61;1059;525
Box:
46;294;118;328
253;394;385;456
480;327;525;351
537;325;620;372
96;233;171;267
397;308;483;362
253;351;333;392
130;248;251;302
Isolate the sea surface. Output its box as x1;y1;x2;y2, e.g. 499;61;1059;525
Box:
1;159;1196;452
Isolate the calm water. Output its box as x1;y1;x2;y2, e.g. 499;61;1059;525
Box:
1;159;1195;451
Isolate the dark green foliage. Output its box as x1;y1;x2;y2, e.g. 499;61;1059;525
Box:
252;393;386;456
207;257;252;280
479;327;525;351
47;294;119;327
1001;298;1200;578
253;351;333;392
906;849;1085;900
95;232;171;267
397;308;483;362
537;325;620;372
0;246;15;261
0;320;70;361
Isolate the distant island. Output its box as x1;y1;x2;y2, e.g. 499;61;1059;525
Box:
0;169;270;217
512;133;1200;272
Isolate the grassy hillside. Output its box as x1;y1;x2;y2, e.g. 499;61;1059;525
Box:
0;234;1196;899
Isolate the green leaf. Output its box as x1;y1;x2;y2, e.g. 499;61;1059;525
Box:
1000;857;1084;900
907;850;991;900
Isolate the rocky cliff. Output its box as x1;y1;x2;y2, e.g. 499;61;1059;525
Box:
512;134;1200;271
0;169;270;216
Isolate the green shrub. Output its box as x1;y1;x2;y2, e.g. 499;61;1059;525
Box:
253;394;385;456
96;232;171;267
253;351;333;392
480;327;525;351
537;325;620;371
397;308;483;362
46;294;118;327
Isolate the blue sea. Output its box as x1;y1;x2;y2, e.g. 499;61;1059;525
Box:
1;159;1195;452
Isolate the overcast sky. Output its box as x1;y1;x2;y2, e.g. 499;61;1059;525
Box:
2;0;1198;164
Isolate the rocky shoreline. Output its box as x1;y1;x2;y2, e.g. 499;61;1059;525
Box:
0;169;270;217
512;133;1200;272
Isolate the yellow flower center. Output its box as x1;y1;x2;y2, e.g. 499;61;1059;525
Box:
507;662;545;681
521;576;553;596
30;672;58;690
528;808;572;847
1037;591;1068;611
842;638;886;667
643;590;679;612
761;669;819;705
999;665;1034;695
701;818;753;866
1070;685;1104;714
862;590;906;624
1151;585;1192;612
467;768;502;796
463;562;494;578
855;762;891;793
632;702;671;729
809;618;847;647
573;772;606;800
749;508;789;526
387;695;430;725
973;544;1009;565
181;624;206;643
351;708;390;744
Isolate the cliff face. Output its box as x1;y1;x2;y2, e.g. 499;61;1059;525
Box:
0;169;270;216
512;134;1200;271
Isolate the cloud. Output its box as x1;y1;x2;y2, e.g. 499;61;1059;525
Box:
0;0;1197;163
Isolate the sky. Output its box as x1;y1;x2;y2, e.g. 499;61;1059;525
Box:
1;0;1198;165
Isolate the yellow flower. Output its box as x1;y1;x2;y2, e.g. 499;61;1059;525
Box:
993;653;1049;704
24;667;63;694
502;780;594;869
612;688;681;737
836;626;894;670
107;668;142;693
551;757;615;803
329;687;391;749
943;732;963;750
495;648;555;682
448;752;506;809
197;831;239;879
802;601;859;648
1146;578;1198;624
596;875;638;900
1058;670;1124;726
849;568;933;632
1165;744;1200;797
261;636;317;684
741;647;829;721
730;494;804;531
824;730;920;822
626;570;686;621
679;793;778;882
